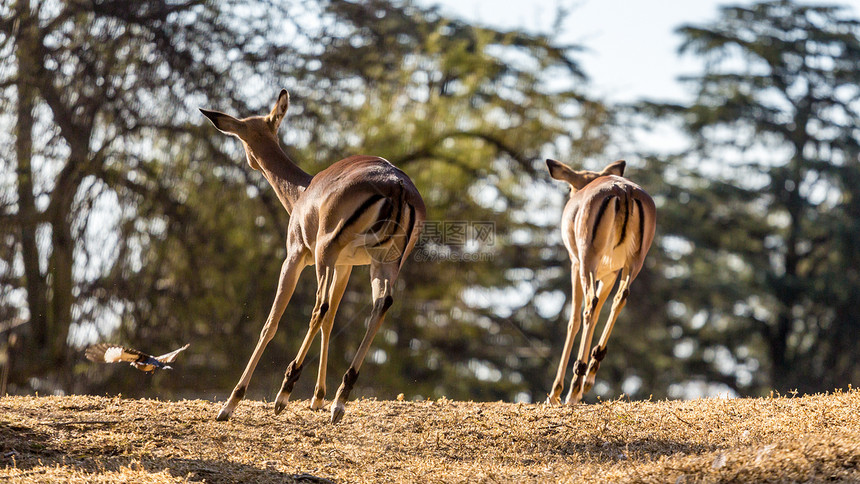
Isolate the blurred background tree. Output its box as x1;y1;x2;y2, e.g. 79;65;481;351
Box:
1;0;271;394
639;0;860;396
1;0;858;404
0;0;611;403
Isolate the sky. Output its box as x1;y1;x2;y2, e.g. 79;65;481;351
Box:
424;0;860;104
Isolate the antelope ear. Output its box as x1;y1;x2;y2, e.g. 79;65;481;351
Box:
267;89;290;130
199;108;244;136
601;160;626;177
546;159;576;183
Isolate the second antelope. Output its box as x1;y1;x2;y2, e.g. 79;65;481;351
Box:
201;90;425;424
545;159;656;405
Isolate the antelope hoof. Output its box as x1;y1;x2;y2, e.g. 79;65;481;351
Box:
274;401;286;415
310;396;325;410
330;403;346;424
215;407;232;421
547;395;562;405
274;392;290;415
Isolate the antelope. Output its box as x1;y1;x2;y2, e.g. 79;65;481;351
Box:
545;159;656;405
200;90;425;424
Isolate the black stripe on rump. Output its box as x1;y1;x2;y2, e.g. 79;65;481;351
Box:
369;199;395;234
333;194;384;243
397;204;416;267
370;183;405;248
370;198;401;247
615;196;631;248
635;198;645;249
591;196;615;245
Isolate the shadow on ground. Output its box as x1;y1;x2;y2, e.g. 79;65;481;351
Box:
0;420;332;484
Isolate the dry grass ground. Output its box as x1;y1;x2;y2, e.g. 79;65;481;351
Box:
1;389;858;483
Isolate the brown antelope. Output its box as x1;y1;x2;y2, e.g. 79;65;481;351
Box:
545;159;656;405
200;90;425;424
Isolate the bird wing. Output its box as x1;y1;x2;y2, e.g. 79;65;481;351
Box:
85;343;154;364
154;343;190;364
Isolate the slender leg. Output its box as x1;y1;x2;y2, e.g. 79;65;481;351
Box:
548;262;582;404
274;261;339;414
330;261;399;424
583;270;633;394
566;271;617;404
217;250;307;421
310;265;353;410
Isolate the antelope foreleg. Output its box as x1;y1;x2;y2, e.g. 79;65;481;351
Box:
584;273;631;394
311;265;352;410
566;272;616;404
274;265;336;415
548;265;583;405
217;253;305;421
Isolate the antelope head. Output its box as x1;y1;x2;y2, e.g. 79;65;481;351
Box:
546;159;626;192
200;89;291;171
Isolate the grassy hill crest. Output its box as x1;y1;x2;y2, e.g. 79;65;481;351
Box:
1;390;859;482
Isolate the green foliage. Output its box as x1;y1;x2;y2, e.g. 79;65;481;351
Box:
644;0;860;395
7;0;856;404
0;0;611;403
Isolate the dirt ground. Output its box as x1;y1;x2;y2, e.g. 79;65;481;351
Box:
1;389;858;483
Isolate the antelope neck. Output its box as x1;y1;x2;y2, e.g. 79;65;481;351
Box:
253;140;313;215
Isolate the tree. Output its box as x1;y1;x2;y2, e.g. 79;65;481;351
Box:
0;0;308;393
1;0;613;403
648;0;860;395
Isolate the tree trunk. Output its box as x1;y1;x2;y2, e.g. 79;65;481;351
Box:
767;312;792;392
14;0;50;362
767;101;812;394
13;0;78;391
48;191;75;383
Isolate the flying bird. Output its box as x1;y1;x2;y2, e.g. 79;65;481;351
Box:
85;343;190;373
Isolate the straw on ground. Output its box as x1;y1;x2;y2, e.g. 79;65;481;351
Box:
1;389;858;483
